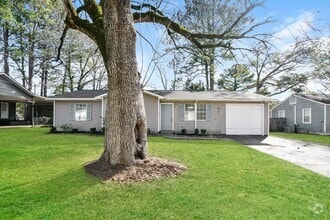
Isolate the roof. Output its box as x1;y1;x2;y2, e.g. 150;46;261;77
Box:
296;93;330;104
0;73;35;102
48;90;107;100
48;89;273;102
149;90;274;102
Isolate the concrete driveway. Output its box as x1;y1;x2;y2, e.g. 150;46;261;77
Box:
231;136;330;178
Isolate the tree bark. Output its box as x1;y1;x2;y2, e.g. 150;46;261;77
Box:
97;0;147;166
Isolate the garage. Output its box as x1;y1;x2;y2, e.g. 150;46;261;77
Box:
226;103;264;135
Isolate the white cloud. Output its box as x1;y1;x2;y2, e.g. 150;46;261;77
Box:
273;11;315;51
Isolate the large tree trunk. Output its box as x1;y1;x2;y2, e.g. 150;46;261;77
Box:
97;0;147;166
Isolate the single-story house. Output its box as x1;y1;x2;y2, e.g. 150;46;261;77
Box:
271;93;330;134
48;90;273;135
0;73;52;126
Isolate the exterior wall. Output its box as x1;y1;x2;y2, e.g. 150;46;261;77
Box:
144;93;159;132
165;101;268;135
54;100;102;132
272;95;325;133
169;101;225;134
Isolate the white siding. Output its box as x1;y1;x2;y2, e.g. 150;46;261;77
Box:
144;93;159;132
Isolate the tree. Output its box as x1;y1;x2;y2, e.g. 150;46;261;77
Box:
167;0;270;90
218;64;254;91
61;0;271;167
311;37;330;91
248;39;311;96
53;29;106;94
185;80;206;91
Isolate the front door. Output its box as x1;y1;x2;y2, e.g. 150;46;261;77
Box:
161;104;173;131
1;102;9;119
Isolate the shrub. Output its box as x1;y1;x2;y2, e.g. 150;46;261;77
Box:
60;123;73;132
194;128;199;135
201;129;207;135
181;128;187;135
72;128;78;133
90;127;97;134
50;126;57;133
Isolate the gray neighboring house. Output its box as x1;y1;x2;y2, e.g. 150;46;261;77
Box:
48;90;273;136
271;93;330;134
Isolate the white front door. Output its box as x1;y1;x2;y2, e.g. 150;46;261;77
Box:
161;104;173;131
226;104;264;135
1;102;9;119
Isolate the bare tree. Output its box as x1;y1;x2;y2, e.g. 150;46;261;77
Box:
248;39;311;96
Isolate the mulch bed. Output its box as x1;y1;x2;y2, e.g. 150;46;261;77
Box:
85;157;187;183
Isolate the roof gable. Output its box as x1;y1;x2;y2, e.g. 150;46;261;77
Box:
0;73;35;102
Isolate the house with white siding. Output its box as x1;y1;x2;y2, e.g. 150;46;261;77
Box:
48;90;274;136
271;93;330;134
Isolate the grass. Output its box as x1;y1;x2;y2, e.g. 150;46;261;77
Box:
0;128;329;219
271;132;330;145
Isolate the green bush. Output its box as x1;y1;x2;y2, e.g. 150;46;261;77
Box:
201;129;207;135
181;128;187;135
194;128;199;135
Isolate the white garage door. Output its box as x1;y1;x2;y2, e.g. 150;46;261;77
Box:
226;104;264;135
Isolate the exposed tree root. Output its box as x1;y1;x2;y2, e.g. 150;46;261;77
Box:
85;157;187;183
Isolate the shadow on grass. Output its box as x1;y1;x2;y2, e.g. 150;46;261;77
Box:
0;166;98;219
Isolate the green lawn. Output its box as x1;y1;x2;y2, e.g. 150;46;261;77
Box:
0;128;329;219
271;132;330;145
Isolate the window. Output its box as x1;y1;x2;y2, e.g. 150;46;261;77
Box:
1;102;8;111
197;104;207;120
75;104;87;121
70;103;91;121
302;108;311;123
184;104;195;121
289;98;296;105
184;104;207;121
278;110;285;118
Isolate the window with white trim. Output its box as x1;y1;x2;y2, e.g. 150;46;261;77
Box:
70;103;91;121
197;104;207;120
75;104;87;121
184;104;195;121
302;108;311;123
278;110;285;118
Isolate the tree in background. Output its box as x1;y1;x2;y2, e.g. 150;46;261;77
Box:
52;29;107;94
218;64;254;91
310;36;330;91
167;0;270;90
248;39;311;96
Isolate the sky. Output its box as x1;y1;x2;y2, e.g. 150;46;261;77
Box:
135;0;330;100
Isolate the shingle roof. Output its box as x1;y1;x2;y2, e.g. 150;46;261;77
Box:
297;93;330;104
149;90;274;101
49;90;107;99
48;89;273;102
